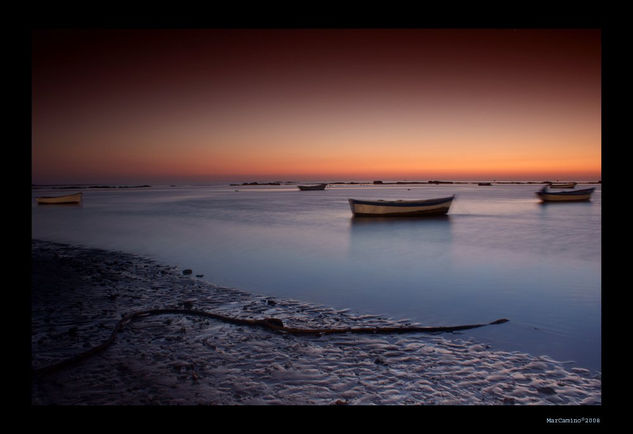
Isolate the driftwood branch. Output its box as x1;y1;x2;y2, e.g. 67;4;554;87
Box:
32;308;509;377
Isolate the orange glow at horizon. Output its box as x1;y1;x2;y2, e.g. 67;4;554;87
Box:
32;29;601;184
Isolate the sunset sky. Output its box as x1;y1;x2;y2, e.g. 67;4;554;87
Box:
31;28;601;184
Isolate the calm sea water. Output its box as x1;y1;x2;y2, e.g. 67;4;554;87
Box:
31;183;601;371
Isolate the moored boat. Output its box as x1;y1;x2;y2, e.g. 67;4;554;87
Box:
348;195;455;217
536;186;594;202
298;183;327;191
36;192;82;204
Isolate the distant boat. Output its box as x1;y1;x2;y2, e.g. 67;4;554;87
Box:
477;182;492;186
36;192;82;205
298;183;327;191
536;186;595;202
348;195;455;217
547;182;577;189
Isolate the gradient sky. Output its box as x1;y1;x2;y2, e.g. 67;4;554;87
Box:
31;28;601;184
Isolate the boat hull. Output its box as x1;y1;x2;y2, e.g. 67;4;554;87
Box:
298;184;327;191
348;196;454;217
36;192;82;204
536;188;594;202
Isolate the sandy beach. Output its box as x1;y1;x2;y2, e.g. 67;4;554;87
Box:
31;239;601;406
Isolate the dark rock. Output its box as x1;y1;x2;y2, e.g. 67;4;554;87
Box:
182;269;192;275
537;386;556;395
266;299;276;306
195;274;204;278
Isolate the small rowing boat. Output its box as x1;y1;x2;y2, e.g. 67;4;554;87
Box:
36;192;82;205
298;183;327;191
348;195;455;217
536;186;594;202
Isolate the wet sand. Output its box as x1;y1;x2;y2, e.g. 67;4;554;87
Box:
31;239;601;405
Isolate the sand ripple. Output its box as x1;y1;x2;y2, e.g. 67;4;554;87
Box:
31;239;601;405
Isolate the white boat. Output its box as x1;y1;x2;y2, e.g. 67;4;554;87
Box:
348;195;455;217
536;186;594;202
36;192;82;204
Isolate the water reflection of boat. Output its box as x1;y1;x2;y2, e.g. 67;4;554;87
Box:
547;182;577;189
36;192;82;204
298;183;327;191
350;214;450;225
349;213;452;258
536;186;595;202
348;196;454;217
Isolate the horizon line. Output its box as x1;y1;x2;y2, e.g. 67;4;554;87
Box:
31;177;603;186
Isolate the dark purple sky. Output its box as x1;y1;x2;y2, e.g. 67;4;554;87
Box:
32;28;601;183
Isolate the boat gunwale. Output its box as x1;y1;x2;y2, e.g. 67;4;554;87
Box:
35;192;83;204
537;187;595;196
348;195;455;207
547;182;577;188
